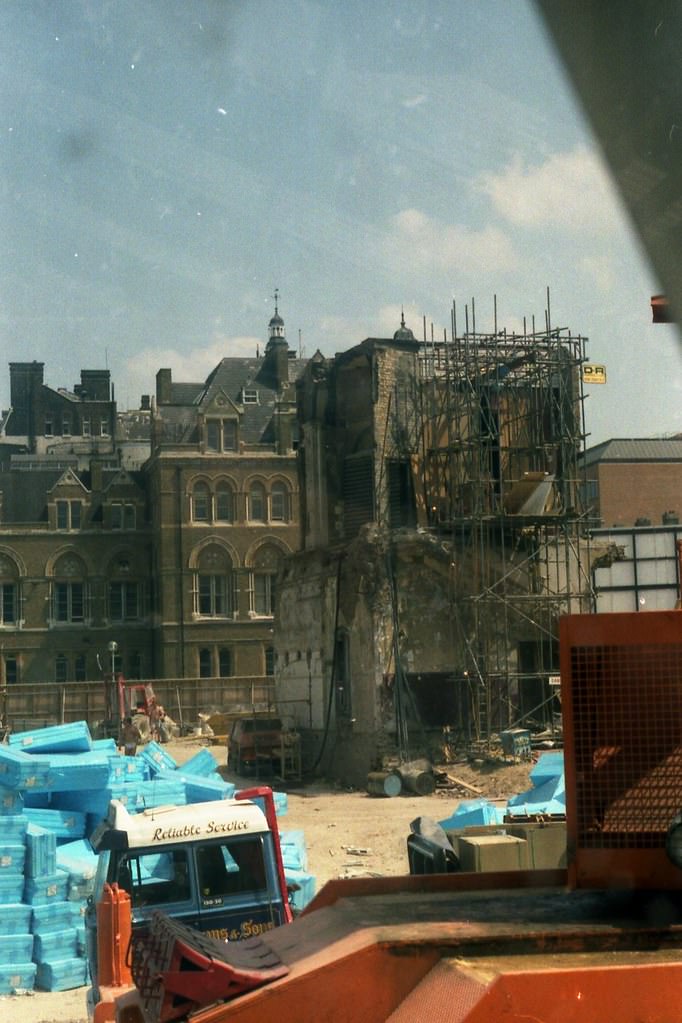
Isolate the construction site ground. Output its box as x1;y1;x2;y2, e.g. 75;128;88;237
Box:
7;736;535;1023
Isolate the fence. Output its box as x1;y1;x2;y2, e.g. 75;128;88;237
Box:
0;676;277;736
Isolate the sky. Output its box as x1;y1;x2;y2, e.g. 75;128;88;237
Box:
1;0;680;446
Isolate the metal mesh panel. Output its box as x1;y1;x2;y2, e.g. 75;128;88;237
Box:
570;643;682;848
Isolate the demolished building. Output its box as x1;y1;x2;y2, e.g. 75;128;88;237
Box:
276;304;593;786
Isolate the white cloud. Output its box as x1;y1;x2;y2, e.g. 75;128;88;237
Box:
478;145;618;233
120;334;260;405
387;208;518;274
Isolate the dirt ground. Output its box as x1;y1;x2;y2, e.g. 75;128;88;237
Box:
6;737;534;1023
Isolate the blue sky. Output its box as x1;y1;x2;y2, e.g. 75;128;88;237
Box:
1;0;680;445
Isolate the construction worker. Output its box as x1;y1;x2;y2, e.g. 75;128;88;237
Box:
121;716;141;756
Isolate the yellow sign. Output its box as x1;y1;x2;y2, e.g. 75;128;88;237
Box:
582;363;607;384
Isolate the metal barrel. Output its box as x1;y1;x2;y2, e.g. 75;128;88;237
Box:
398;767;436;796
366;770;402;797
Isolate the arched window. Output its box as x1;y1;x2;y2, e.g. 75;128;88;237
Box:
194;545;235;618
215;483;234;523
248;482;266;522
51;554;87;625
108;554;142;622
0;553;20;626
270;482;289;522
250;544;281;617
192;482;211;523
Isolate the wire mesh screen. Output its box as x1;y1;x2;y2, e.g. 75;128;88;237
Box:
570;643;682;848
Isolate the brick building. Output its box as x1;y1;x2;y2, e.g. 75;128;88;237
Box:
581;438;682;528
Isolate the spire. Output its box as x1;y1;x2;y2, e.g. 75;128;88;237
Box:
268;288;285;341
393;307;416;343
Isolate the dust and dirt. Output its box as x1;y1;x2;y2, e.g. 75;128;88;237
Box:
6;737;534;1023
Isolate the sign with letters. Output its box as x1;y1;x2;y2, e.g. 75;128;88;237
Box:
582;364;607;384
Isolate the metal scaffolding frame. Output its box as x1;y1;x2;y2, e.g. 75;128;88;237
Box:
385;295;593;741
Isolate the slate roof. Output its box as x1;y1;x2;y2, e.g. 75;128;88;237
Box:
582;438;682;465
158;355;308;447
0;469;63;523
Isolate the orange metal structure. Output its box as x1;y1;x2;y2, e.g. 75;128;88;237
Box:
94;884;134;1023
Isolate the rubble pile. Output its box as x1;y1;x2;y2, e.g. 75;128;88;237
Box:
0;721;314;995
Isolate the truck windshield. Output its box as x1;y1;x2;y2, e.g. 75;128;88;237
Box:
197;836;267;899
116;847;192;908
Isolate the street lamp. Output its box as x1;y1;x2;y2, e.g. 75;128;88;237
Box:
107;640;118;679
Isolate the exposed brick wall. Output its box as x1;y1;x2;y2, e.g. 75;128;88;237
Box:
597;462;682;526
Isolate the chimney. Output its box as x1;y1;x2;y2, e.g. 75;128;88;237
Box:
156;369;172;404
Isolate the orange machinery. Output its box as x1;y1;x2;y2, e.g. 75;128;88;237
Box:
106;608;682;1023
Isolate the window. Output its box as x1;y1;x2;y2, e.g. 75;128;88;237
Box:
53;581;85;623
55;653;68;682
194;546;235;618
199;648;213;678
270;482;289;522
109;581;140;621
56;500;82;531
82;418;91;436
115;848;191;909
242;388;258;404
251;544;281;617
44;416;53;437
192;482;211;522
196;837;266;900
129;651;142;679
219;647;232;677
62;414;71;436
74;654;87;682
0;583;17;625
248;482;265;522
207;419;238;452
3;655;18;684
100;418;110;436
215;483;234;522
265;646;275;676
111;503;136;529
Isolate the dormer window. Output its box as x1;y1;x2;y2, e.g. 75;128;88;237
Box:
56;499;82;530
206;418;237;452
241;388;258;405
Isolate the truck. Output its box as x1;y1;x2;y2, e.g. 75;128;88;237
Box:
87;785;293;1021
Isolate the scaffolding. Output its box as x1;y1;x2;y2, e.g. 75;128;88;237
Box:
387;295;592;742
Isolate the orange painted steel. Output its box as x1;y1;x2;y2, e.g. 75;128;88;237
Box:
94;883;135;1023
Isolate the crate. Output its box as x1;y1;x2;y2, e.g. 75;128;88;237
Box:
0;961;37;993
0;746;52;791
35;955;88;992
33;927;78;963
0;844;26;875
457;833;529;873
23;871;69;906
8;720;92;754
25;824;57;878
0;933;34;966
0;875;26;904
32;900;75;935
500;728;532;759
0;904;32;934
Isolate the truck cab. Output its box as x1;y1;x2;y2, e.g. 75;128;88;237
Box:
87;791;292;1009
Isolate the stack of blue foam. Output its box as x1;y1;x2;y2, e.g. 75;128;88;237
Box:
439;798;506;830
506;752;565;818
0;719;309;991
280;829;316;911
